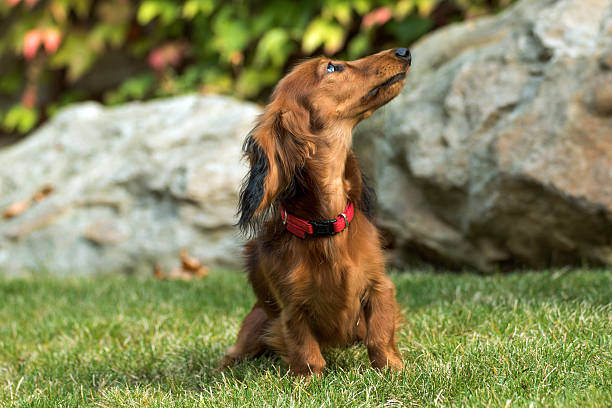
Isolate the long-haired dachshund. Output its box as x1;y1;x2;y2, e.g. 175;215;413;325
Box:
221;48;412;376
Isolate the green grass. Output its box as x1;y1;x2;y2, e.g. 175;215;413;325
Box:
0;269;610;407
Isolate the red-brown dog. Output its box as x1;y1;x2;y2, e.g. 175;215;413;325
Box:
222;48;411;376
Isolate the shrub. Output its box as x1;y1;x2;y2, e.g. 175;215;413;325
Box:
0;0;516;137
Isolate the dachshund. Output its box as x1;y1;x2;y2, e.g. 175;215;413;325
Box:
221;47;412;376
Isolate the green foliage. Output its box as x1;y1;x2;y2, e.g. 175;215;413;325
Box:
2;105;39;133
0;269;610;406
0;0;518;136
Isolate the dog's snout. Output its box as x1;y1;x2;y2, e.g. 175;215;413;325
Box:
394;48;411;65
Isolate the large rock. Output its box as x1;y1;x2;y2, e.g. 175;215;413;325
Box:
0;95;260;275
354;0;612;271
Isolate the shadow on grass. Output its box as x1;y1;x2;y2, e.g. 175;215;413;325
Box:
51;342;378;398
46;344;285;396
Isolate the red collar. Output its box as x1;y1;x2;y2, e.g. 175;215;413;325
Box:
280;202;354;239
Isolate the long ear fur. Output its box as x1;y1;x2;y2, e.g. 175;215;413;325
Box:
237;131;270;234
237;101;317;235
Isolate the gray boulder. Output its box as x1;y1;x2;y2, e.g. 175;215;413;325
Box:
2;0;611;275
354;0;612;271
0;95;260;275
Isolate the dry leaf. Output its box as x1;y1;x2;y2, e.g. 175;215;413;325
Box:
2;200;31;219
153;253;209;281
153;264;165;280
180;249;201;271
33;184;54;202
168;267;195;281
195;266;209;277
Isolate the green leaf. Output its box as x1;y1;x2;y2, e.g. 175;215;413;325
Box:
182;0;215;19
236;67;279;98
212;8;250;61
254;28;294;68
416;0;437;16
137;0;179;25
89;23;128;51
394;0;417;19
322;1;353;26
137;2;158;24
353;0;373;15
347;33;370;59
200;67;233;94
0;70;23;95
72;0;93;19
3;105;39;134
49;34;97;82
302;18;345;55
302;18;327;54
104;74;155;105
385;16;434;45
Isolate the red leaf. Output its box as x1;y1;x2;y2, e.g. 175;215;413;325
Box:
43;29;62;54
23;29;41;60
362;7;392;29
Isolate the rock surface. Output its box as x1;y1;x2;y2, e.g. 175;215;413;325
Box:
2;0;611;275
0;95;260;275
354;0;612;270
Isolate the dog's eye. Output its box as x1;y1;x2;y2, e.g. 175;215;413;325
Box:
326;62;344;73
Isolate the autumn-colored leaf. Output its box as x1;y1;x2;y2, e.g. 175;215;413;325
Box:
3;200;31;219
33;184;54;202
194;267;209;277
153;264;165;280
362;7;392;29
147;42;188;71
42;29;62;55
23;30;41;60
180;249;201;271
153;251;209;281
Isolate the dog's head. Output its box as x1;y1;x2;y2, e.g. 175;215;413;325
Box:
238;48;411;234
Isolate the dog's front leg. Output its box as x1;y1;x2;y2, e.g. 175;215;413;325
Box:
282;309;325;376
364;277;403;371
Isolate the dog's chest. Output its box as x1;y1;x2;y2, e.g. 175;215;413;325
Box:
291;263;364;334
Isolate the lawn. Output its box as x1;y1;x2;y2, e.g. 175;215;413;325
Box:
0;269;610;407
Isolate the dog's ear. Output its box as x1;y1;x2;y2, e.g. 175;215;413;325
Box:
237;128;272;234
237;105;316;235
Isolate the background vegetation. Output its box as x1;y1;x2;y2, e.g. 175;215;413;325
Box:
0;0;516;141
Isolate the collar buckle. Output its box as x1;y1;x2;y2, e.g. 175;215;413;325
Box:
309;219;338;236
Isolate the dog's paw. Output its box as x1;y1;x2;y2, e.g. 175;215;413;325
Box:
217;355;237;371
370;352;403;373
289;359;326;378
385;356;404;373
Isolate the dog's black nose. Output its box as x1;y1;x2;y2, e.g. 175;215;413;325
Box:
395;48;411;64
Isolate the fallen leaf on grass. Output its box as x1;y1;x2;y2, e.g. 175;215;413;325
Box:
180;249;201;270
194;266;209;277
153;264;165;280
153;250;209;281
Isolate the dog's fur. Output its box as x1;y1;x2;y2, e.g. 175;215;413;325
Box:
221;49;410;376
